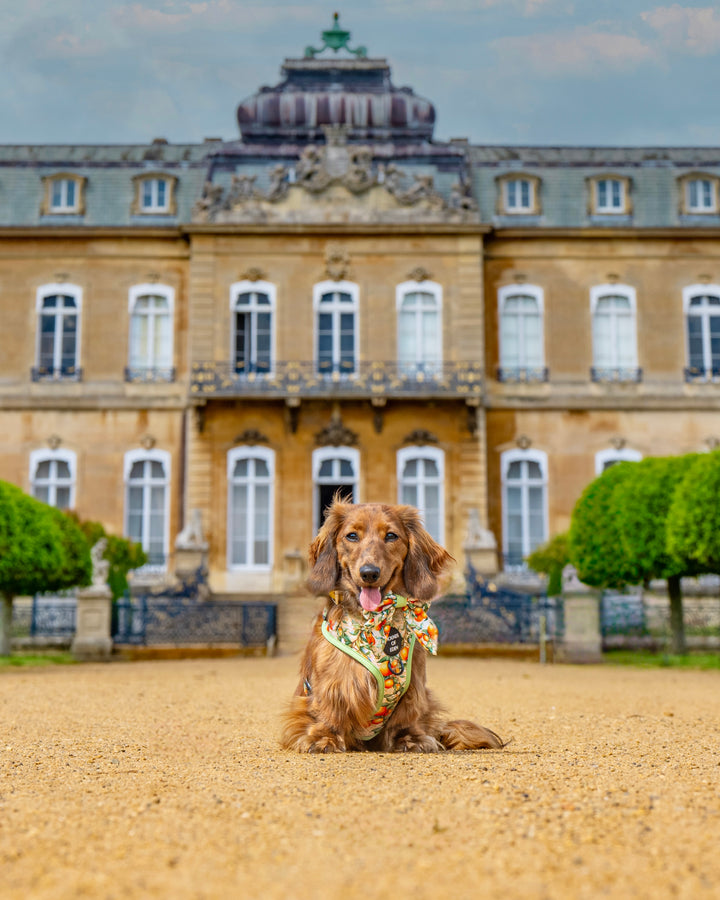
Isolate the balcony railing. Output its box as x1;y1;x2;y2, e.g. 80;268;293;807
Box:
124;366;176;383
684;365;720;383
496;366;549;384
31;365;83;382
191;360;483;400
590;366;642;383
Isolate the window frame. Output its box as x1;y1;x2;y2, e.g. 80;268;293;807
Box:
127;283;175;376
396;445;445;544
590;284;638;376
496;173;541;216
131;173;178;216
312;446;360;532
497;283;546;380
683;283;720;379
395;280;443;376
588;174;632;216
40;173;86;215
35;283;83;378
500;448;549;570
123;448;171;571
226;445;275;572
595;447;642;476
313;280;359;377
229;280;276;377
29;447;77;509
678;173;720;215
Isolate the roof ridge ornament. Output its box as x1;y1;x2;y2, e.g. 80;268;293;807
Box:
305;13;367;58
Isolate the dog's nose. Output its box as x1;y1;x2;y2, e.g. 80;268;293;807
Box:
359;564;380;584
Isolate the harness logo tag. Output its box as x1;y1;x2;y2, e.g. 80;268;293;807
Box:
383;626;403;657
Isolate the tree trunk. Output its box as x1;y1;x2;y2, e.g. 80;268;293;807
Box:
0;593;13;657
667;574;686;656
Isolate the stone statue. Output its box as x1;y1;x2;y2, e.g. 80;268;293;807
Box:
90;539;109;587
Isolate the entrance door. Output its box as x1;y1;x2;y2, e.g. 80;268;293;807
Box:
313;448;359;533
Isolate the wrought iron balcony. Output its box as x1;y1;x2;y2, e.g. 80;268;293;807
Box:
590;366;642;384
684;365;720;383
191;360;483;400
31;365;83;382
496;366;549;384
124;366;176;383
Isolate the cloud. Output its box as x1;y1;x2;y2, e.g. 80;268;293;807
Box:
492;26;656;77
641;5;720;55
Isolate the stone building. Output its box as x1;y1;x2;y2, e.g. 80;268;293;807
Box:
1;15;719;602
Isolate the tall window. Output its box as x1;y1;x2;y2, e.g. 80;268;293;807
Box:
313;447;358;533
128;284;174;378
227;447;274;569
35;284;81;379
396;281;442;376
595;448;642;476
51;178;76;212
314;281;358;376
124;449;170;569
30;449;76;509
397;446;444;543
590;285;638;380
142;178;169;212
230;281;275;375
684;285;720;379
501;449;548;569
498;285;545;381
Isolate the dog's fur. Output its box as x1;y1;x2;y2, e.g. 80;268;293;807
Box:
280;499;504;753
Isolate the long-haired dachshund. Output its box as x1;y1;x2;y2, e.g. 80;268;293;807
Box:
280;499;504;753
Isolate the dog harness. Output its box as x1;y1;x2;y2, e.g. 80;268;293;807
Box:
320;592;439;740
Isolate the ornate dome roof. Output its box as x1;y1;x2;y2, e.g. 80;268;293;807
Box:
236;15;436;144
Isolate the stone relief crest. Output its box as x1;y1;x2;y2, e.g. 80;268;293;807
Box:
325;244;351;281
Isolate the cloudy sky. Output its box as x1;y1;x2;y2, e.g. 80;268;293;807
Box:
2;0;720;147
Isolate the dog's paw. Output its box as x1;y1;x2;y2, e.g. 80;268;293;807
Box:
392;733;443;753
307;733;347;754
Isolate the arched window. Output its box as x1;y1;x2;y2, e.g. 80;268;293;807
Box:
683;285;720;380
396;281;442;376
29;448;76;509
590;284;639;381
227;447;274;569
497;284;545;381
314;281;358;377
595;447;642;476
124;449;170;569
35;283;82;380
127;284;174;380
313;447;359;533
230;281;275;375
501;449;548;570
397;446;444;543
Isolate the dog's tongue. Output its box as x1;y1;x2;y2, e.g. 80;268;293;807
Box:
359;587;382;611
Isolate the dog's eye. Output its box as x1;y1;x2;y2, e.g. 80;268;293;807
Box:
345;532;359;542
385;532;399;542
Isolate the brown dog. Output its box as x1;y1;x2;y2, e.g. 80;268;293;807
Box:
280;499;504;753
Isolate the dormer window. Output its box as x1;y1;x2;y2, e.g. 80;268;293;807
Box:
589;175;631;215
497;174;541;215
678;173;720;215
41;173;86;215
132;174;177;216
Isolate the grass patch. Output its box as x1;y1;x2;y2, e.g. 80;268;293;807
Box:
0;651;77;669
604;649;720;670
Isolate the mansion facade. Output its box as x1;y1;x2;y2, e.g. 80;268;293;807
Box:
2;17;720;601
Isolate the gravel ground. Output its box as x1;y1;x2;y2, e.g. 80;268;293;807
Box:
1;655;719;900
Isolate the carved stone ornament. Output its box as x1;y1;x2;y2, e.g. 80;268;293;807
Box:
47;434;62;450
610;435;626;450
315;413;359;447
241;267;266;282
90;539;109;588
705;436;720;450
234;429;270;444
140;434;156;450
407;267;433;283
516;434;532;450
403;429;439;445
325;244;350;281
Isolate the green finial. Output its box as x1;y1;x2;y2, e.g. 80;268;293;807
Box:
304;13;367;58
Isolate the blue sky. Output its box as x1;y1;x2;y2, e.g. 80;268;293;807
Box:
2;0;720;146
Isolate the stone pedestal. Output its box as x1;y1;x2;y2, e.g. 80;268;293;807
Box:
72;585;113;661
463;508;498;578
561;592;603;663
175;509;208;578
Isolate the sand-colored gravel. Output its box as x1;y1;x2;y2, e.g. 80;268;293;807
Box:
1;654;719;900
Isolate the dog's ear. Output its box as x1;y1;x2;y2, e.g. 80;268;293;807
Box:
306;498;351;595
397;505;454;600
